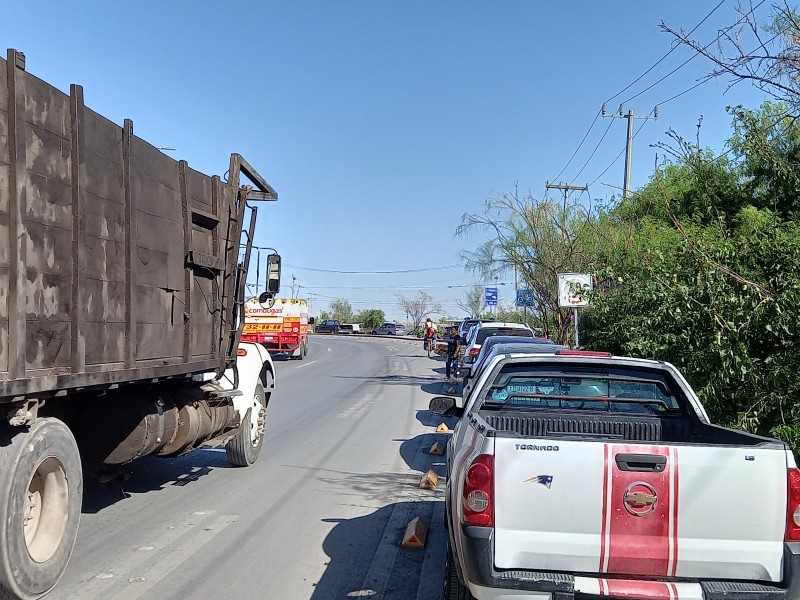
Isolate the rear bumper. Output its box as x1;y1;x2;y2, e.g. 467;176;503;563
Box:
458;527;800;600
240;334;301;353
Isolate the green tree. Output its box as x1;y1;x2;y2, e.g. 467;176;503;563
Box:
355;309;385;330
493;305;529;326
583;105;800;448
329;298;354;323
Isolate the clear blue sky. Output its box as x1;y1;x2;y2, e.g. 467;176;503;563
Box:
3;1;770;321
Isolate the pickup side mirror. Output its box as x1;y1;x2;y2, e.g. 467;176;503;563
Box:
429;396;463;417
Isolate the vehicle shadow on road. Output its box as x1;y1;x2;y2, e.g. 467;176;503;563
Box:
415;409;459;431
332;374;440;388
313;499;444;600
80;448;230;514
397;433;449;475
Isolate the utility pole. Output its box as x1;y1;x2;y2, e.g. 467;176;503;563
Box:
291;274;298;299
602;104;658;200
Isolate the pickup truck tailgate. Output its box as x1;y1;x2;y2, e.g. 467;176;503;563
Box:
493;438;787;582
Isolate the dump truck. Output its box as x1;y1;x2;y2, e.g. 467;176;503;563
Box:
0;49;282;599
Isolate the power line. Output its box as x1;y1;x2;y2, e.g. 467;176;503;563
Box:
608;0;727;105
570;118;615;184
655;80;707;106
299;282;489;291
552;111;601;182
283;263;463;274
551;0;728;184
589;116;652;187
621;0;769;106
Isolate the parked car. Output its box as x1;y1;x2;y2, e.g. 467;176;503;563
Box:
339;324;361;335
431;349;800;600
371;323;407;335
466;335;555;379
315;319;340;334
462;322;534;365
458;317;495;338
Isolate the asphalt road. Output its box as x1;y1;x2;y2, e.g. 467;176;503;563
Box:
49;335;459;600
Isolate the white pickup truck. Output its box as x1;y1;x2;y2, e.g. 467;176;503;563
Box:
431;350;800;600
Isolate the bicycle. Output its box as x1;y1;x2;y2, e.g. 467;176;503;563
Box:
425;335;436;358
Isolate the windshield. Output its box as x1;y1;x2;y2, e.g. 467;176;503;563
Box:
476;328;532;345
482;365;681;415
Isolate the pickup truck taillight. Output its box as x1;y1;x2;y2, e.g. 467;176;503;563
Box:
786;469;800;540
462;454;494;527
469;347;481;358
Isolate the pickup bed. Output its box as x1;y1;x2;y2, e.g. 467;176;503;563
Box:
431;351;800;600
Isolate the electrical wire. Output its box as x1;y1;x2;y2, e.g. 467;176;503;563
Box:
550;0;728;184
622;30;777;107
588;115;652;188
570;118;615;184
282;263;463;274
609;0;728;105
551;111;601;182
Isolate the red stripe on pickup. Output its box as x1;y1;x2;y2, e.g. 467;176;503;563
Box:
602;444;677;577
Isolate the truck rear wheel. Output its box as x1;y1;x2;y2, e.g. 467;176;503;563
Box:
226;382;266;467
0;418;82;600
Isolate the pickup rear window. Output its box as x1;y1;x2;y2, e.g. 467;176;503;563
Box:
482;365;680;415
476;328;532;344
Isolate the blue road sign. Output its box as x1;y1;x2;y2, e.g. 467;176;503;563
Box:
485;287;498;306
516;289;534;307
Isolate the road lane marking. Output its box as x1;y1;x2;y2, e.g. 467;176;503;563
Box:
338;393;382;419
295;360;317;369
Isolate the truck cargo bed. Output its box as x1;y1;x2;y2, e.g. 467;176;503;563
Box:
0;49;275;400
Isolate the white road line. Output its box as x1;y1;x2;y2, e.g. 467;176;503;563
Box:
295;360;317;369
386;346;397;351
338;393;382;418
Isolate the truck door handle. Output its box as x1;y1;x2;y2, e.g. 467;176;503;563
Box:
615;453;667;472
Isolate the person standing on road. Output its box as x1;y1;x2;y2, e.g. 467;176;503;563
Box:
445;326;462;382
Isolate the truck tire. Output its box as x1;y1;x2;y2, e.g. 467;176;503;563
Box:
0;419;82;600
445;543;475;600
226;381;266;467
290;344;304;360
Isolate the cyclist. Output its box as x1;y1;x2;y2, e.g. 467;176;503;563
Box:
424;318;436;355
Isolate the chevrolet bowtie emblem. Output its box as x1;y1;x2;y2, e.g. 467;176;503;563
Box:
624;491;656;506
623;482;658;516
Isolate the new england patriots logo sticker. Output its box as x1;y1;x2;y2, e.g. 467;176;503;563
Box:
525;475;553;489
